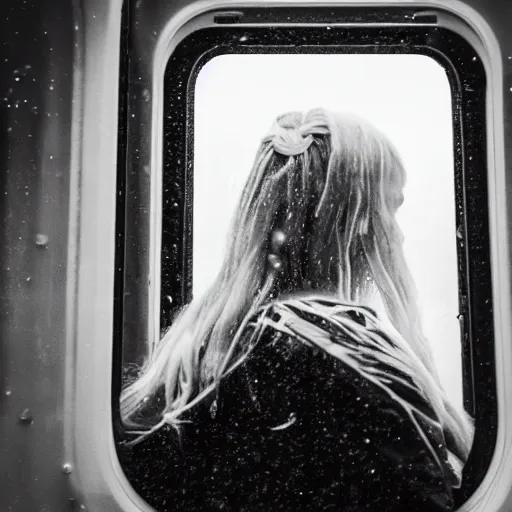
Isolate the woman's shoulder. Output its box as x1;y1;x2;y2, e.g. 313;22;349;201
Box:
215;295;459;509
239;295;448;434
244;294;375;356
240;294;395;386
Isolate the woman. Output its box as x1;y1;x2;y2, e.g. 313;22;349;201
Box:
118;109;474;511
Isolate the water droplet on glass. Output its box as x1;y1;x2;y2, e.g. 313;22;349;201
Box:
14;77;20;82
26;276;31;282
364;438;370;444
167;296;173;304
210;399;218;419
19;408;33;424
472;56;477;61
61;463;73;474
49;85;54;91
271;230;286;251
35;233;49;247
268;254;283;271
5;390;12;396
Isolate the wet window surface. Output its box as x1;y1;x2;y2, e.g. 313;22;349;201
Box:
114;13;495;511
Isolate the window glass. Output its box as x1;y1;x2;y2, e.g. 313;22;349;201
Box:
194;53;463;407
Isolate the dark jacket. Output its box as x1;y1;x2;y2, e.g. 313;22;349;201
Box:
117;297;460;511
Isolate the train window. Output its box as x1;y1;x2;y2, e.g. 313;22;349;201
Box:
113;7;496;512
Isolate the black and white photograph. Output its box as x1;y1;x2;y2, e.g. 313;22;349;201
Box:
2;2;509;511
119;54;474;511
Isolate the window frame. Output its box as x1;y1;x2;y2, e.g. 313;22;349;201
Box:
73;2;511;511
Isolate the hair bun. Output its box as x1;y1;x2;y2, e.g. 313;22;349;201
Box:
265;112;314;157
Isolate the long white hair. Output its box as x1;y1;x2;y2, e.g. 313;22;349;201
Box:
120;108;473;463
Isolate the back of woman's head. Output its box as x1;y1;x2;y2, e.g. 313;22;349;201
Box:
121;108;473;463
232;109;406;299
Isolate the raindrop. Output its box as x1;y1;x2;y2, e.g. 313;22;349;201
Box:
5;390;12;396
167;295;173;304
141;89;150;102
364;438;370;444
472;56;477;61
267;253;283;271
35;233;49;247
49;155;54;160
61;463;73;474
271;230;286;251
49;85;54;91
26;276;31;282
14;77;20;82
18;408;33;424
210;399;218;419
240;35;249;42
